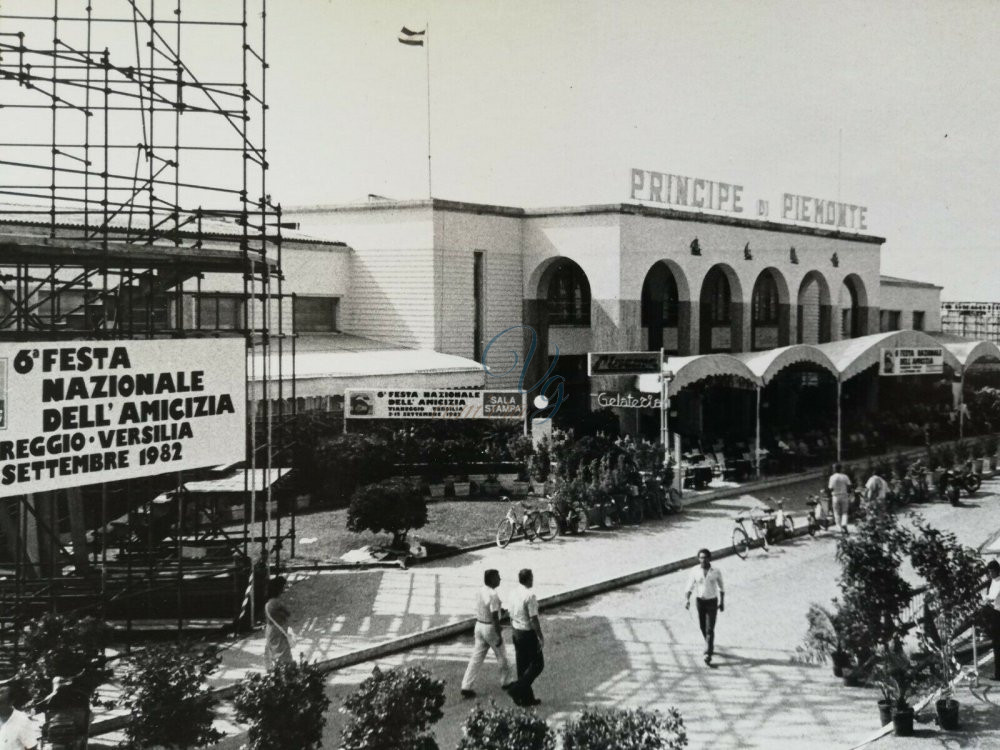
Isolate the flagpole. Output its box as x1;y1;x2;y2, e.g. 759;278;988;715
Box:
425;21;432;199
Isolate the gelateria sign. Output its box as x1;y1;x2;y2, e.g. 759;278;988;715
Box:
629;167;869;231
0;339;246;497
592;391;662;410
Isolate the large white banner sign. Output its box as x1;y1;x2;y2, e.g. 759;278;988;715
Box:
879;347;944;376
0;338;246;497
345;388;525;420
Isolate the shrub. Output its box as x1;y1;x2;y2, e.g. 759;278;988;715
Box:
233;660;331;750
530;437;551;483
795;603;843;665
340;666;444;750
985;433;999;457
457;702;555;750
117;642;222;750
16;614;110;704
561;706;687;750
954;439;970;464
346;478;428;550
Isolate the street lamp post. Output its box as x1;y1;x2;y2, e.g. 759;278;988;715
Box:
660;362;675;467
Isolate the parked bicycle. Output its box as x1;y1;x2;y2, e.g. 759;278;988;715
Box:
495;498;558;548
805;493;835;535
732;501;793;558
637;471;682;518
545;492;588;536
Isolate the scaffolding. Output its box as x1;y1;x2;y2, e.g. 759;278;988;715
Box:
0;0;294;660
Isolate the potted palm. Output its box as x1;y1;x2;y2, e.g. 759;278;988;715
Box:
797;603;850;677
869;641;925;734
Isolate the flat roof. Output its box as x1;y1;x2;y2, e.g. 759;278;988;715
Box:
880;274;943;290
285;197;886;244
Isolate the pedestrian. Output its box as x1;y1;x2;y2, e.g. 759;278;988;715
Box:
0;680;39;750
864;467;889;515
460;569;513;699
264;576;294;669
503;568;544;707
827;463;852;534
979;559;1000;681
685;548;725;665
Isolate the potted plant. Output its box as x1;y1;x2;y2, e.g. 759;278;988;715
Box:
908;517;987;732
868;639;929;735
512;467;531;497
796;603;849;677
453;473;471;498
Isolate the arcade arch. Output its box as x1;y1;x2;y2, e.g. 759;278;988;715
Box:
797;271;832;344
699;264;744;354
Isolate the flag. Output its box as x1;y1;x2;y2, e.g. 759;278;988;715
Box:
398;26;425;46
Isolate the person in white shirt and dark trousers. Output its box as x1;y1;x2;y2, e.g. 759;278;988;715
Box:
503;568;544;706
0;681;38;750
460;569;513;698
685;548;725;665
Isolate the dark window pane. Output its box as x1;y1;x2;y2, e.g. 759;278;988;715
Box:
295;297;338;332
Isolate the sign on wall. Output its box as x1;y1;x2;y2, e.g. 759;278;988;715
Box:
587;351;662;377
0;339;246;498
592;391;662;410
345;388;525;419
879;347;944;376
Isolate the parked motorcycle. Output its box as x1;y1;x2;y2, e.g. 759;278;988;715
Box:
936;469;962;506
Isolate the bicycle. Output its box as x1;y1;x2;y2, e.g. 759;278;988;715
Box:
495;498;558;548
732;504;789;559
544;492;586;536
805;493;835;536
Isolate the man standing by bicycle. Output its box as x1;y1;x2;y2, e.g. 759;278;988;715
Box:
685;548;724;665
827;463;853;535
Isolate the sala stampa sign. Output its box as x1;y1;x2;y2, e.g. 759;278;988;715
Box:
0;339;246;497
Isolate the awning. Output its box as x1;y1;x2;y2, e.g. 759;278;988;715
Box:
248;334;486;399
638;330;985;397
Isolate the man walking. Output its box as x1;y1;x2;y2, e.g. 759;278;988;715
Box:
980;559;1000;681
504;568;544;706
685;548;724;665
460;569;513;698
864;467;889;515
828;463;853;534
0;681;39;750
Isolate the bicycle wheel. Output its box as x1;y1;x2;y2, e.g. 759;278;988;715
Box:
966;475;981;494
496;519;514;548
783;515;795;539
807;512;818;537
535;511;559;541
571;504;588;534
523;516;538;542
732;527;750;559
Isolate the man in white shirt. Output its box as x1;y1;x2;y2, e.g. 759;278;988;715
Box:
460;569;513;699
503;568;544;706
827;463;853;534
864;469;889;514
685;548;725;665
0;682;39;750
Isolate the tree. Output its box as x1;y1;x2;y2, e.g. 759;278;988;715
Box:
311;433;396;506
117;642;222;750
233;660;331;750
835;511;913;667
340;665;444;750
346;478;428;550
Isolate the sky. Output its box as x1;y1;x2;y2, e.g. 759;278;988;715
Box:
1;1;996;300
262;0;1000;301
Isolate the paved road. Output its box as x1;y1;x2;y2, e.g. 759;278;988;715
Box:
311;480;1000;750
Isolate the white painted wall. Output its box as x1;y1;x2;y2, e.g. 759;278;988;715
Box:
879;281;942;331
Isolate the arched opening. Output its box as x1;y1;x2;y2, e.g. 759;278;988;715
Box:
545;259;591;326
797;271;832;344
641;262;681;353
699;265;742;353
751;268;789;350
839;274;869;338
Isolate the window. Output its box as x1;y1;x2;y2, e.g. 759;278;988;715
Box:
196;294;243;330
546;261;590;325
706;271;731;324
294;296;339;332
912;310;925;331
752;273;780;324
879;309;902;332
